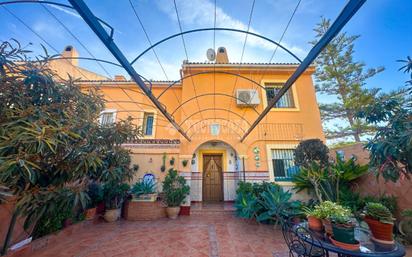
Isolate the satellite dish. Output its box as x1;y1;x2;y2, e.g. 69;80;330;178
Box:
206;48;216;61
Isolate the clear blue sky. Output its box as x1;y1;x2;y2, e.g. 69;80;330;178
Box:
1;0;411;93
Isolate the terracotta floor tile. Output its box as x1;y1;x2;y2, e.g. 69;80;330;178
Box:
21;204;288;257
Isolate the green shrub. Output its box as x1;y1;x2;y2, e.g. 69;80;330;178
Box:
162;169;190;207
235;181;303;223
86;183;103;209
32;205;73;239
103;183;130;210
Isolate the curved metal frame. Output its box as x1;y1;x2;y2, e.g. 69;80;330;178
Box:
157;70;266;100
186;118;244;138
170;93;260;116
189;123;242;139
131;27;302;64
179;108;251;127
0;1;114;38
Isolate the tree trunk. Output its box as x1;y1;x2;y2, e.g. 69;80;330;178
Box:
1;210;18;256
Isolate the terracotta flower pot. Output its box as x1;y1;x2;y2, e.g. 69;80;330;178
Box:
104;208;121;222
166;206;180;219
308;216;323;231
364;216;394;242
84;207;97;220
322;219;333;235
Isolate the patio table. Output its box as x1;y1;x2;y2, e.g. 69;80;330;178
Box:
293;222;406;257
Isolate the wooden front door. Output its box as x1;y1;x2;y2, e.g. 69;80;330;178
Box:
202;154;223;202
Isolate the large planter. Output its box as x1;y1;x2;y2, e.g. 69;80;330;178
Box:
322;219;333;235
104;208;121;222
124;200;166;221
332;223;356;244
364;216;394;243
84;207;97;220
166;207;180;219
308;216;323;231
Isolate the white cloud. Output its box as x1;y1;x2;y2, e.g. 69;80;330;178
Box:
46;4;82;19
156;0;306;59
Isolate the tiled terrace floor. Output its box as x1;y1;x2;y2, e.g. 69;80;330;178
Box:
27;208;288;257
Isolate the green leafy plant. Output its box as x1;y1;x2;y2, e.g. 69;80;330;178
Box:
170;157;175;166
86;182;103;209
32;205;73;239
293;153;368;203
303;201;351;220
131;179;156;197
256;184;298;224
356;56;411;181
162;169;190;207
103;183;130;210
235;181;303;222
234;191;261;219
182;159;188;167
363;202;394;224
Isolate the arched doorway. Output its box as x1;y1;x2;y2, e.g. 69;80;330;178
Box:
190;140;241;202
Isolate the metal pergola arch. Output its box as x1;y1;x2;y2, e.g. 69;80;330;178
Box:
179;108;252;128
185;118;245;138
170;93;260;116
156;70;267;100
130;27;303;65
2;0;366;142
188;124;242;139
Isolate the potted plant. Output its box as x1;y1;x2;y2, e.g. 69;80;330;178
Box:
170;157;175;166
363;202;395;243
182;159;188;167
84;182;103;220
303;207;323;231
330;213;359;250
162;169;190;219
316;201;351;235
103;183;130;222
131;179;157;202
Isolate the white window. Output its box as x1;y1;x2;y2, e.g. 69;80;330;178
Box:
100;109;116;125
143;112;154;136
210;123;220;136
271;149;299;181
265;83;295;108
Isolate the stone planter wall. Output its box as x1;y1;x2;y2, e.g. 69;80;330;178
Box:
123;200;166;221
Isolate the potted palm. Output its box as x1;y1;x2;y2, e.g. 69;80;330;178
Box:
330;213;359;250
162;169;190;219
131;179;157;202
103;183;130;222
363;202;395;243
84;182;103;220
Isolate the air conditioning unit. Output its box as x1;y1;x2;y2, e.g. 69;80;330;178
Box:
236;89;260;106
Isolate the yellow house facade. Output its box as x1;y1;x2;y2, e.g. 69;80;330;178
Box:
53;46;324;204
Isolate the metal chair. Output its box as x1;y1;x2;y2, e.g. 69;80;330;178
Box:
281;218;328;257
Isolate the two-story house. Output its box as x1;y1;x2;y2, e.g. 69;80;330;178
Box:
53;45;324;205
